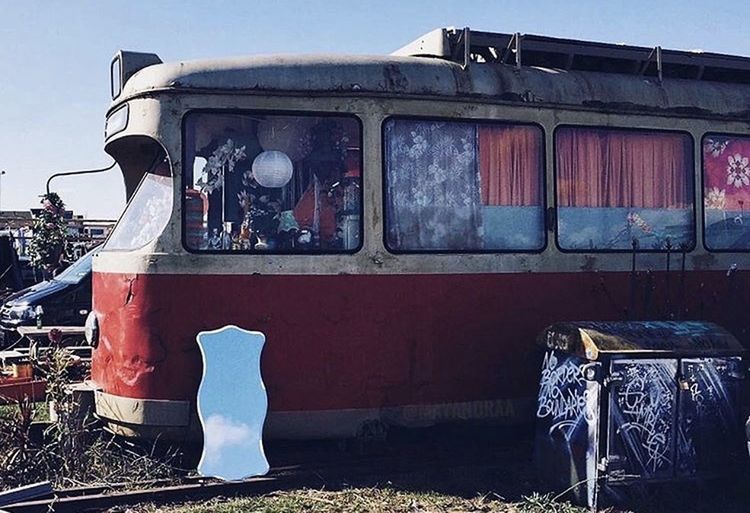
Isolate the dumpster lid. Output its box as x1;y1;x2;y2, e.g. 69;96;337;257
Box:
539;321;744;360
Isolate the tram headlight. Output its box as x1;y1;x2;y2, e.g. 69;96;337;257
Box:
85;311;100;348
105;104;129;140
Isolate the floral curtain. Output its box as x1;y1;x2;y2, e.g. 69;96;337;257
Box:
556;128;692;208
384;120;482;250
703;136;750;250
704;137;750;210
478;125;542;206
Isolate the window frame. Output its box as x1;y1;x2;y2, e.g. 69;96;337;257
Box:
552;124;697;254
701;131;750;253
380;115;548;255
180;109;365;256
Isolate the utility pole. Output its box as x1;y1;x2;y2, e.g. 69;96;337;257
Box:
0;170;6;212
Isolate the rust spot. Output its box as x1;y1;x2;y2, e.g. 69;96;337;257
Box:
580;255;598;272
691;253;716;270
521;89;542;102
581;100;715;118
383;64;408;91
125;277;136;305
498;92;527;102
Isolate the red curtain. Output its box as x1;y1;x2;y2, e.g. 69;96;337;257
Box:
478;125;542;206
556;128;692;208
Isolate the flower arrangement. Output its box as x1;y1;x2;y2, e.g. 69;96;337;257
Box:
28;192;68;271
196;139;247;194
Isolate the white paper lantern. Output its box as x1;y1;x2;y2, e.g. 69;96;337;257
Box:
251;150;293;188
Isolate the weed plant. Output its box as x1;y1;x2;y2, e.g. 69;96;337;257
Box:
0;347;185;490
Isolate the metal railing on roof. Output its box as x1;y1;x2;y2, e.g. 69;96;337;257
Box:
393;27;750;84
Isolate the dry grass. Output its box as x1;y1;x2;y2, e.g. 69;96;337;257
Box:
130;487;588;513
119;477;750;513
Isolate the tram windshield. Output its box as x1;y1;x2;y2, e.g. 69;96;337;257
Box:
103;159;173;251
183;112;362;253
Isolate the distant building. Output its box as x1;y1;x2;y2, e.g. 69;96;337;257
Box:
0;211;34;255
0;210;33;230
0;210;115;257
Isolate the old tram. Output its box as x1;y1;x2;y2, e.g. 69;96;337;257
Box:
88;28;750;440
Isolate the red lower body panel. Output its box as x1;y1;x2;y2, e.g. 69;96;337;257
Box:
90;271;750;418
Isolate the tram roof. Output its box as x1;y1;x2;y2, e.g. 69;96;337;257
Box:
115;29;750;119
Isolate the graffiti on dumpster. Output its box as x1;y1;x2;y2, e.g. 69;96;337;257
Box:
676;357;743;476
536;323;746;511
536;351;593;439
609;360;676;477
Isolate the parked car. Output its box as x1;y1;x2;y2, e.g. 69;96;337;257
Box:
0;247;97;347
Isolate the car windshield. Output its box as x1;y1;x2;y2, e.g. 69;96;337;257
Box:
54;248;96;284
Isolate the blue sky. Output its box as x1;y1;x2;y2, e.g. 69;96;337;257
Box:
0;0;743;218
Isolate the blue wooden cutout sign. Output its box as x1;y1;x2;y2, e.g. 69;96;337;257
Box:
196;325;269;480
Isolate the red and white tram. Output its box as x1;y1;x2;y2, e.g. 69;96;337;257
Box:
89;28;750;440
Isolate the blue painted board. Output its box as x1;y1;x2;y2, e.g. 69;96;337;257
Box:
196;325;270;480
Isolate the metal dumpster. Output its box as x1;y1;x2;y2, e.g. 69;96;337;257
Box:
534;321;746;509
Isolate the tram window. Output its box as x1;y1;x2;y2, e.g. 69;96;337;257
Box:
183;113;362;253
383;118;544;252
703;134;750;251
103;159;173;251
556;127;694;251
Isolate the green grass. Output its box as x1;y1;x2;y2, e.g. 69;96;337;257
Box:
0;401;48;422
